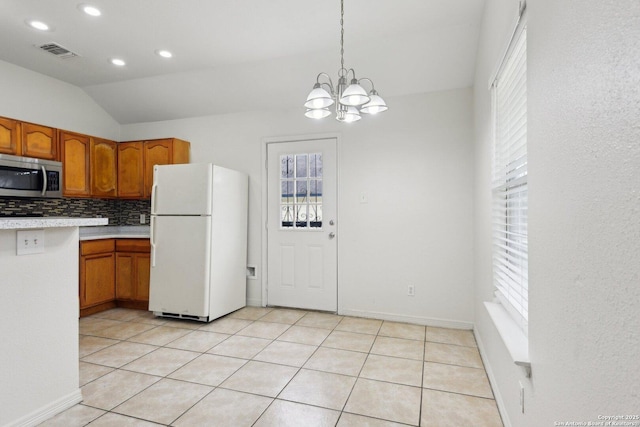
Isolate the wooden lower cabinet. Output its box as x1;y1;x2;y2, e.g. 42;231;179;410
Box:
80;238;151;317
80;239;116;316
115;239;151;310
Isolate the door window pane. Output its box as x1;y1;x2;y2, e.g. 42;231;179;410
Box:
281;155;294;178
279;152;323;229
281;181;294;204
295;154;308;178
310;153;323;177
295;180;308;204
295;205;308;228
309;180;322;203
310;204;322;228
281;205;294;228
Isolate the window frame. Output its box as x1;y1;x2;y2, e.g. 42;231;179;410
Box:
490;14;528;335
279;152;324;231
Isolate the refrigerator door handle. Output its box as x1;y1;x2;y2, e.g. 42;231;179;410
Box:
151;182;158;214
150;216;156;267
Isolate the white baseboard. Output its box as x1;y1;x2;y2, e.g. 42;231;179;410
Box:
474;328;511;427
338;308;474;330
5;388;82;427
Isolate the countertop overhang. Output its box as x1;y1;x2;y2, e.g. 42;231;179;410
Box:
0;217;108;230
79;225;150;240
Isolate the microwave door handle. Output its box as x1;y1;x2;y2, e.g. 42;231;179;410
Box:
40;166;48;196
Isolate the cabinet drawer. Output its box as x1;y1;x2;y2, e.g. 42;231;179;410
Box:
116;239;150;252
81;239;115;255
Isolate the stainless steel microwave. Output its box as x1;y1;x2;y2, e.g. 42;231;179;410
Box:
0;154;63;198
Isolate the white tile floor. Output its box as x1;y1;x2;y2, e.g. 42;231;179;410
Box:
40;307;503;426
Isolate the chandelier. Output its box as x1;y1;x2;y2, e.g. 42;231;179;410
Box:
304;0;388;123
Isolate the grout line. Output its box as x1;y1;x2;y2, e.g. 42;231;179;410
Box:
77;307;497;427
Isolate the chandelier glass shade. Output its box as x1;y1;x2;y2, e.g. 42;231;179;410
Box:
304;0;388;122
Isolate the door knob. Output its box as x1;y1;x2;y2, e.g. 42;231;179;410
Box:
329;232;336;239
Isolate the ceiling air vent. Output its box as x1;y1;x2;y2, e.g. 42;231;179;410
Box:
37;42;79;59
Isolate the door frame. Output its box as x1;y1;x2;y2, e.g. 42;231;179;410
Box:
261;133;341;308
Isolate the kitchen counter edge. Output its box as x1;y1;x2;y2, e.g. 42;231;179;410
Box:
79;225;150;241
0;217;108;230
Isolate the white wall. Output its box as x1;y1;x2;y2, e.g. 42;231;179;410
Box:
474;0;640;425
0;228;81;426
472;0;524;425
0;60;120;140
122;88;475;327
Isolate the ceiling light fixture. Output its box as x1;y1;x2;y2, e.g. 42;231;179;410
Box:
26;20;51;31
304;0;388;123
79;4;102;17
155;49;173;58
78;3;102;16
109;58;126;66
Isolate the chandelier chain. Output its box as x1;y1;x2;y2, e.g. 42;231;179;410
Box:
340;0;344;72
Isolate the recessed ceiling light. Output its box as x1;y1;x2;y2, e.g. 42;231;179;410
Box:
155;49;173;58
110;58;126;66
79;4;102;17
26;20;51;31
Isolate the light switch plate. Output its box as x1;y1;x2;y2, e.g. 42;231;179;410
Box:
17;229;45;255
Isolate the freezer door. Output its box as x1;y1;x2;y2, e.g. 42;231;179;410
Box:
149;215;211;317
151;163;213;215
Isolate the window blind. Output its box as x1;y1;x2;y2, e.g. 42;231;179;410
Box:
491;26;528;332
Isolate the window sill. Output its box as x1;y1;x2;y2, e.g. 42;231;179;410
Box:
484;301;531;377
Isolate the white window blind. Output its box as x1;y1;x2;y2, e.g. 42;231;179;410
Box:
491;25;528;333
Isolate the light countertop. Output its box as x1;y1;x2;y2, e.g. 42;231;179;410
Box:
0;217;108;230
79;225;150;240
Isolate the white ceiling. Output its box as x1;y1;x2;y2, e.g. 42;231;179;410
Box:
0;0;486;124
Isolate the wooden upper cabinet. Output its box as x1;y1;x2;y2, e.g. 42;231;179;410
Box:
21;122;58;160
117;142;144;199
60;131;91;197
91;137;118;198
142;138;190;198
0;117;21;155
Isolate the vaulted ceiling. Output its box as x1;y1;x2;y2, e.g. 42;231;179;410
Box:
0;0;485;124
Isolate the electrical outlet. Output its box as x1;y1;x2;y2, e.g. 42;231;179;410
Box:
140;213;146;224
16;229;45;255
407;285;415;296
519;381;525;413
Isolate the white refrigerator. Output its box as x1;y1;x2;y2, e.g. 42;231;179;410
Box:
149;163;248;322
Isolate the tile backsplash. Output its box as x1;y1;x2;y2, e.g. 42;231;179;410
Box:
0;197;150;226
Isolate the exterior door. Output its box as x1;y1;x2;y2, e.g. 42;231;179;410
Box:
267;138;337;311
